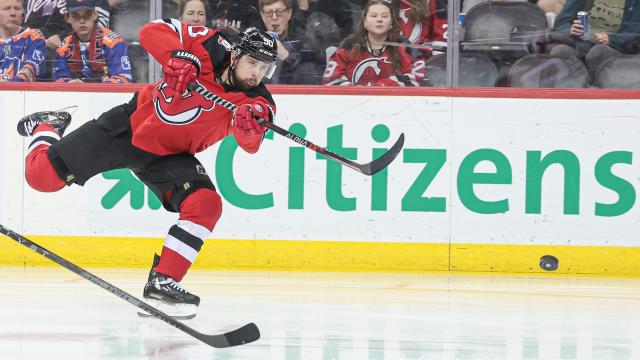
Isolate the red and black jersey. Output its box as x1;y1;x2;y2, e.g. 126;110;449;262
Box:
398;1;447;47
132;18;276;156
322;44;421;86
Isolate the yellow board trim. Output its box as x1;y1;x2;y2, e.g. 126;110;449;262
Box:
1;236;640;276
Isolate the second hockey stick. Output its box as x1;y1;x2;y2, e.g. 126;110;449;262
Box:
188;82;405;175
0;224;259;348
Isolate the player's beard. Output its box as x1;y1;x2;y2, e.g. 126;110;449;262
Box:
231;69;259;91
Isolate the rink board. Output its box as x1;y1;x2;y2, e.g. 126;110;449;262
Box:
2;86;640;275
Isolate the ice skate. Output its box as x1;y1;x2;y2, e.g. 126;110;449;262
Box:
138;254;200;320
17;110;72;137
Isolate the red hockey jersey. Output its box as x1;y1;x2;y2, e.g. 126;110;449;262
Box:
398;1;447;47
131;19;276;156
322;44;421;86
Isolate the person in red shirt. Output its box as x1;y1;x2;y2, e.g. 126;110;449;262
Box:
397;0;447;54
16;20;278;319
322;0;421;86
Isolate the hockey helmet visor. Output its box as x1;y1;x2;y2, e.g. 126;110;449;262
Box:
234;27;278;79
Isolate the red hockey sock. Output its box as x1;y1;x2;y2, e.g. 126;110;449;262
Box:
154;189;221;282
25;124;65;192
154;246;192;282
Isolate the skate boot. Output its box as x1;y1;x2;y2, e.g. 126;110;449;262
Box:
17;110;72;137
147;253;160;282
138;254;200;320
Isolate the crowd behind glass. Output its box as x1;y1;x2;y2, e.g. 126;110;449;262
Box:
1;0;638;88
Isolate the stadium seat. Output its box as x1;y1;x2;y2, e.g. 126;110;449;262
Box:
423;53;498;87
594;55;640;89
507;54;588;88
461;2;549;61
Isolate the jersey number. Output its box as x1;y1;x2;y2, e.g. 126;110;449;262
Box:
188;26;209;38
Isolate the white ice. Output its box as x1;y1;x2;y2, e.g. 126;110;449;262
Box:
1;267;640;359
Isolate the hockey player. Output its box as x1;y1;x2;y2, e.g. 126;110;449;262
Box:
0;0;46;82
16;20;278;319
322;0;421;86
53;0;131;83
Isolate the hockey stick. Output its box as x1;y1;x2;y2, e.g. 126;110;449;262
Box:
0;224;259;348
187;82;405;175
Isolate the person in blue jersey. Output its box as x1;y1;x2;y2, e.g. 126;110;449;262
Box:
0;0;46;81
52;0;131;83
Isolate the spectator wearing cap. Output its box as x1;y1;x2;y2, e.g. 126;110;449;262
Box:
23;0;110;50
0;0;46;81
52;0;131;83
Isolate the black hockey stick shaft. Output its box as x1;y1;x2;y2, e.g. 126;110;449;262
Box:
187;82;405;175
0;224;259;348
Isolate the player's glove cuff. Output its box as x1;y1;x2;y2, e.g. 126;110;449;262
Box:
171;50;201;75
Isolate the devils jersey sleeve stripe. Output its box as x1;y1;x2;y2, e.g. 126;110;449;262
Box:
141;18;197;68
152;18;184;44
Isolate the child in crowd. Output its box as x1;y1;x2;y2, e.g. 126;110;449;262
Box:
53;0;131;83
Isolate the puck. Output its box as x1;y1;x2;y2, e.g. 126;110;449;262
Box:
539;255;559;271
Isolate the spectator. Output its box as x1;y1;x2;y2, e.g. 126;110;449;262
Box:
178;0;208;27
261;0;293;36
23;0;110;50
397;0;447;57
548;0;640;81
52;0;130;83
259;0;320;83
398;0;429;47
0;0;46;81
322;0;420;86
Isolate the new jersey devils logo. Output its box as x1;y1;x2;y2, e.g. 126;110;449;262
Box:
153;82;215;125
352;58;388;86
399;9;424;44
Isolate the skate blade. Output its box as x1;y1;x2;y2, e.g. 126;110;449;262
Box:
138;298;198;320
137;311;196;320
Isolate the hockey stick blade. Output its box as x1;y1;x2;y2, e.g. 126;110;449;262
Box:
187;82;405;175
0;224;260;348
360;132;404;175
